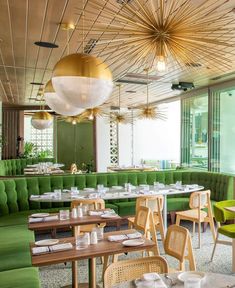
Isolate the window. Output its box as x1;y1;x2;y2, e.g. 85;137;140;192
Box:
24;115;54;156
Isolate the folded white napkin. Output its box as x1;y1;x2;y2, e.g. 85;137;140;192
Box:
50;243;73;252
108;234;128;242
88;193;98;199
32;246;49;255
29;217;43;223
126;232;142;239
89;211;104;216
44;215;59;222
30;195;40;199
108;232;142;242
137;278;167;288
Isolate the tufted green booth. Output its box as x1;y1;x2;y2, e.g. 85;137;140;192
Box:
0;171;233;224
0;170;233;287
0;158;55;176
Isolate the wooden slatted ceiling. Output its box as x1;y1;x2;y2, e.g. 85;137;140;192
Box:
0;0;235;109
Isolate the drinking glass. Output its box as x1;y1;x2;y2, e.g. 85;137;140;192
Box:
77;207;83;217
76;234;89;250
71;187;78;194
54;189;62;199
124;183;130;191
59;210;70;220
92;227;104;241
97;184;104;192
82;204;89;216
184;278;201;288
154;182;160;191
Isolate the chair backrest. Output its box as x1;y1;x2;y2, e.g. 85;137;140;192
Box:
104;256;169;288
136;195;164;212
71;199;105;210
189;190;210;209
134;205;151;234
164;224;188;262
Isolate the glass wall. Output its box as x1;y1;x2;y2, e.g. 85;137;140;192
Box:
210;88;235;174
181;94;208;170
181;81;235;174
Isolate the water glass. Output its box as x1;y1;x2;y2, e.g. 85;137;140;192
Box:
71;187;78;194
77;207;83;217
71;208;78;218
154;182;160;191
124;183;130;191
97;184;104;192
54;189;62;199
76;234;89;250
184;278;201;288
90;231;98;244
92;227;104;241
59;210;70;221
82;204;89;216
176;181;182;189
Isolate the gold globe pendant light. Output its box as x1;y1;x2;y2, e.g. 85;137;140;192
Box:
31;111;53;130
52;53;113;109
44;80;84;116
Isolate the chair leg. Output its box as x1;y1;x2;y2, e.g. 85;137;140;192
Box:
179;261;185;272
176;215;180;226
211;233;219;262
170;212;176;224
113;254;119;263
102;255;109;279
198;221;201;249
209;218;216;242
192;222;195;238
187;235;196;271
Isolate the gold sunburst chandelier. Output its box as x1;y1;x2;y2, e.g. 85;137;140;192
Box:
81;107;106;121
138;68;167;120
90;0;235;71
110;84;133;124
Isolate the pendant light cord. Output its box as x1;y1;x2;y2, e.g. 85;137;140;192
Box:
82;0;84;53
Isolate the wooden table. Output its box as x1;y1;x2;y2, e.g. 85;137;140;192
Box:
111;272;235;287
31;229;156;288
28;214;122;232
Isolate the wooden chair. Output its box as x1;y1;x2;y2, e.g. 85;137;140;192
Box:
71;199;105;235
176;190;216;248
104;256;169;288
164;224;196;272
128;195;165;242
103;206;160;276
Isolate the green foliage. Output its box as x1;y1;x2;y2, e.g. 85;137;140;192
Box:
20;142;53;159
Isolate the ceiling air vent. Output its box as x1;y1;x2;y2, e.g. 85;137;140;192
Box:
84;39;98;54
210;71;235;81
185;62;202;68
117;73;163;85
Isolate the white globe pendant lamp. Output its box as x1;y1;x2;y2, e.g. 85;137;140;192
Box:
52;53;113;109
31;111;53;130
44;80;84;116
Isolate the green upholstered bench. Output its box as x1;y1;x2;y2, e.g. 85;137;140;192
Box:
0;267;40;288
0;158;55;176
0;171;233;222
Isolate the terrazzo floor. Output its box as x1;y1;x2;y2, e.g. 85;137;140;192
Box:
37;222;234;288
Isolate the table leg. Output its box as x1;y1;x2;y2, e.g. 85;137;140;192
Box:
232;239;235;273
72;261;78;288
88;258;96;288
163;194;167;233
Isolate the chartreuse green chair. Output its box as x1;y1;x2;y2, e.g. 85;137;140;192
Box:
211;200;235;271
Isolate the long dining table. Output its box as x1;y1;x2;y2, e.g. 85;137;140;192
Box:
30;184;204;230
30;229;156;288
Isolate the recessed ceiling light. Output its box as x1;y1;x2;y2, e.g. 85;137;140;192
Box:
30;82;44;85
34;41;58;48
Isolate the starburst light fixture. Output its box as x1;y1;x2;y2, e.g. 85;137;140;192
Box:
138;68;167;120
90;0;235;71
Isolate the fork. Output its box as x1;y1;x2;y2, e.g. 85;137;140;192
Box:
164;274;177;287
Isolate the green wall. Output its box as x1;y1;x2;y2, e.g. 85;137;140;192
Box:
56;120;95;170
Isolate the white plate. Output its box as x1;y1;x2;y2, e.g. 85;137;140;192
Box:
122;239;145;247
178;272;206;282
112;186;123;190
35;239;59;246
100;214;118;219
83;188;95;192
31;213;50;218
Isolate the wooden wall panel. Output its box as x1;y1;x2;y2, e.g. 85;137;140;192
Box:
2;109;24;159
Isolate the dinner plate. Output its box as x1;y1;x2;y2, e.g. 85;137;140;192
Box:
100;214;118;219
112;186;123;190
177;271;206;282
31;213;50;218
35;239;59;246
122;239;145;246
83;188;95;192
